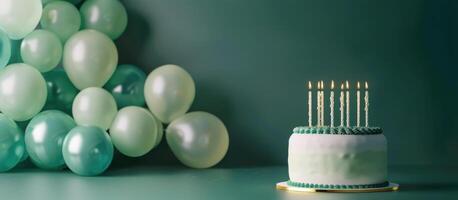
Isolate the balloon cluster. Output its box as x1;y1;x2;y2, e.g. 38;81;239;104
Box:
0;0;229;175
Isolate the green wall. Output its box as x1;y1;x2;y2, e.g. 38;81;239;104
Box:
115;0;456;167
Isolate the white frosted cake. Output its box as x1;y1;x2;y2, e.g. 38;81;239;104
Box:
287;126;388;189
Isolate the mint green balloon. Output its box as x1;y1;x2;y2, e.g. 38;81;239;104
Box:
104;64;146;108
62;126;113;176
41;1;81;42
25;110;76;170
0;63;47;121
80;0;128;39
166;112;229;168
72;87;117;130
0;0;42;39
21;30;62;72
43;68;79;113
63;30;118;90
0;113;25;172
110;106;157;157
144;64;195;123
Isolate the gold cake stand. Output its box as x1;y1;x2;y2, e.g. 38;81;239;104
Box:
276;181;399;193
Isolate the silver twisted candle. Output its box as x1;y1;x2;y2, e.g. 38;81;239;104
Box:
365;82;369;127
340;83;344;127
307;81;312;127
346;81;350;127
357;82;361;127
320;81;324;126
316;81;320;126
330;81;334;127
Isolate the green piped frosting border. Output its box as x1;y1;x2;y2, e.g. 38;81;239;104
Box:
287;180;389;189
292;126;382;135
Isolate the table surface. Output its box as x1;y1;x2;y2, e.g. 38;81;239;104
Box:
1;165;457;200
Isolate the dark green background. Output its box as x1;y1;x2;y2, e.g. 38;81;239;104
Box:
3;0;458;199
112;0;457;167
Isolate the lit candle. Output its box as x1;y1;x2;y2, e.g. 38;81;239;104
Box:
357;81;361;127
330;80;334;127
346;81;350;127
340;83;344;127
320;81;324;126
365;82;369;127
316;81;320;126
308;81;312;127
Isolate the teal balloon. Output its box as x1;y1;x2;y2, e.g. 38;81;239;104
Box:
0;0;42;39
20;149;28;162
62;126;113;176
0;63;47;121
166;112;229;168
21;30;62;72
25;110;76;170
0;113;25;172
63;30;118;90
43;68;79;113
41;1;81;42
80;0;128;39
72;87;118;130
110;106;157;157
144;64;195;123
0;30;11;68
104;64;146;108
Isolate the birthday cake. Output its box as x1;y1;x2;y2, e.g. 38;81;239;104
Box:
287;126;387;189
286;81;389;190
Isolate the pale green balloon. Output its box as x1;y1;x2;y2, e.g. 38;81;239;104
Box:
0;113;25;172
72;87;117;130
62;125;113;176
144;65;195;123
0;63;47;121
40;1;81;42
63;30;118;90
80;0;128;39
153;113;163;147
25;110;76;170
110;106;157;157
166;112;229;168
21;30;62;72
0;0;42;39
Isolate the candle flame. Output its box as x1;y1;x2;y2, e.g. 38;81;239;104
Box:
341;83;344;90
357;81;360;89
308;81;312;89
317;81;320;89
345;81;349;89
331;80;335;89
321;80;324;89
365;81;368;89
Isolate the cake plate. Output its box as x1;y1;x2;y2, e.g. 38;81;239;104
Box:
276;181;399;193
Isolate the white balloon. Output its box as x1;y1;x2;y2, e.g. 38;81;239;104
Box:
0;0;42;39
144;64;195;123
72;87;118;130
166;112;229;168
110;106;157;157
